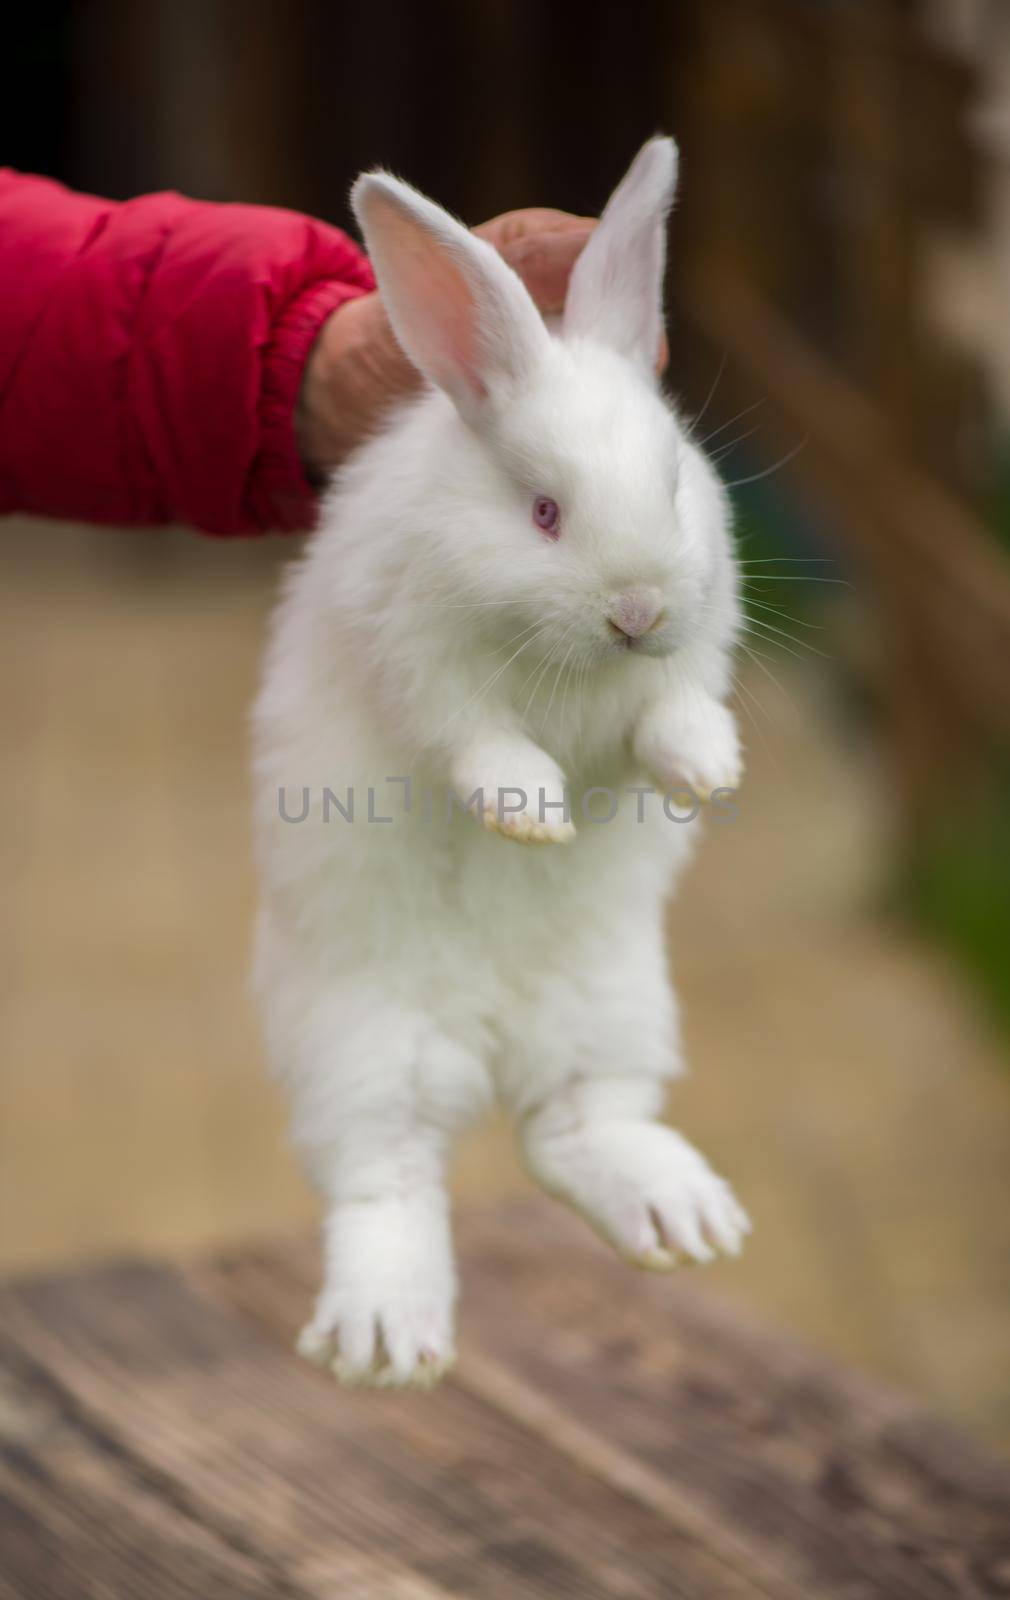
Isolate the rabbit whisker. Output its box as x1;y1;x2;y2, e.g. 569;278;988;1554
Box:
723;436;807;490
690;351;727;433
710;424;761;464
743;575;851;591
699;396;766;445
540;633;580;736
520;621;580;723
741;615;830;659
744;596;823;630
731;671;777;767
736;640;795;706
419;624;552;755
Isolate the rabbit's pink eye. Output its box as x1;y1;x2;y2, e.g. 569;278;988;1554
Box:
533;495;560;539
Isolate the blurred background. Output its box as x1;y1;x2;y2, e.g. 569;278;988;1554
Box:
3;0;1009;1448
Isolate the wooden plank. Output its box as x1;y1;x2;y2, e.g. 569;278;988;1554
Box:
0;1251;771;1600
199;1249;803;1600
0;1343;306;1600
458;1208;1010;1600
205;1207;1010;1600
3;1205;1008;1598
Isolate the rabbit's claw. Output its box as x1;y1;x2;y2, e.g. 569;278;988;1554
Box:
524;1119;751;1269
482;807;576;846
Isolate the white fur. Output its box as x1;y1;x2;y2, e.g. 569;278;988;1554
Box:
251;137;750;1389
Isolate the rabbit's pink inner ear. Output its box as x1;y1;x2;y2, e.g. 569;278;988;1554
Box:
428;279;488;403
357;187;490;408
354;171;549;417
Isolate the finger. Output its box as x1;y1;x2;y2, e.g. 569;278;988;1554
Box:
496;224;595;314
479;215;669;365
474;208;595;249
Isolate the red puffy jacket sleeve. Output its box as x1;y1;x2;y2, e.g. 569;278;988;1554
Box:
0;171;375;535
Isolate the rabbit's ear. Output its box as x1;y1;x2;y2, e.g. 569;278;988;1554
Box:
562;136;678;371
352;172;550;420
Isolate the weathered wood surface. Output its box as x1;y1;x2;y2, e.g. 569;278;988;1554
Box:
1;1204;1008;1599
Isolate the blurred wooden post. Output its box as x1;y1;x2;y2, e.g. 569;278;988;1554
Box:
667;0;1008;858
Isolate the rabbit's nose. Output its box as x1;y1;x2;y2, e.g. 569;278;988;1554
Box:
606;585;666;640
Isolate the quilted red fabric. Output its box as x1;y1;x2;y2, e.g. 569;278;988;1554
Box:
0;171;375;534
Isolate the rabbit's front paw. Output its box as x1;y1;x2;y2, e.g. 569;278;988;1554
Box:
525;1119;750;1269
480;783;576;846
298;1200;456;1389
453;742;575;845
633;695;741;802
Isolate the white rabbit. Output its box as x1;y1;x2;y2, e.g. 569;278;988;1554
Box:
251;136;749;1389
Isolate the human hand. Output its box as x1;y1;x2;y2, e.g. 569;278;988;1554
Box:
297;208;595;479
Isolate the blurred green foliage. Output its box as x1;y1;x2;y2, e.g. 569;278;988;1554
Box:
907;766;1010;1035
